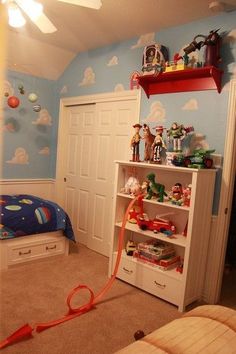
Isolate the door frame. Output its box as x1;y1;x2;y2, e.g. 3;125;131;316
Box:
206;79;236;303
55;89;141;207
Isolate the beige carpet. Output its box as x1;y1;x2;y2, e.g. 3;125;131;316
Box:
0;243;181;354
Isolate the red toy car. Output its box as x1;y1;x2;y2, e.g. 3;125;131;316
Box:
137;213;176;235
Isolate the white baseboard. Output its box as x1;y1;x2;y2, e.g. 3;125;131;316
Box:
0;179;56;200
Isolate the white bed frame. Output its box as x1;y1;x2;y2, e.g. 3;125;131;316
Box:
0;179;70;271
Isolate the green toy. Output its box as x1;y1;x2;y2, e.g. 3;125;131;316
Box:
145;173;167;202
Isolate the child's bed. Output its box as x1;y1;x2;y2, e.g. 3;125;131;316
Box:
0;194;75;270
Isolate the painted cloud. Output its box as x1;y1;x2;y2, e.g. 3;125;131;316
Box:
39;147;50;155
182;98;198;111
32;109;52;126
188;133;209;153
223;28;236;43
131;33;155;49
114;84;125;92
7;147;29;164
143;101;166;123
107;56;118;66
79;67;95;86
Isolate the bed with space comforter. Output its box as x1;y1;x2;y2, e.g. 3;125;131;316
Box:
0;194;75;241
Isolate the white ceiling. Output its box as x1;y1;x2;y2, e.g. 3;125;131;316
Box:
5;0;236;80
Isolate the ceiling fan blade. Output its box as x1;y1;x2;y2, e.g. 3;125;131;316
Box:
15;0;57;33
58;0;102;10
30;12;57;33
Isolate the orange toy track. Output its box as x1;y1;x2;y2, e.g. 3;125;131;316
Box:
0;194;144;350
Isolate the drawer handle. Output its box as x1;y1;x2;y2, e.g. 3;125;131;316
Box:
19;250;31;256
154;281;166;289
46;245;57;251
122;267;133;274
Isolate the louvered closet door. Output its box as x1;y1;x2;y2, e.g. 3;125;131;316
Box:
62;100;137;256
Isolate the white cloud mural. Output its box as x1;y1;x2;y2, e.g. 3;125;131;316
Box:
7;147;29;165
114;83;125;92
188;133;209;153
60;85;68;94
32;109;52;126
79;67;95;86
131;32;155;49
39;147;50;155
107;56;118;66
182;98;198;111
223;28;236;43
143;101;166;123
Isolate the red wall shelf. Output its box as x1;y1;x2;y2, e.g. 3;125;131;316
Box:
137;66;223;97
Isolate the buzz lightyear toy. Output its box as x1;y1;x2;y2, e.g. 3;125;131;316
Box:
167;122;186;152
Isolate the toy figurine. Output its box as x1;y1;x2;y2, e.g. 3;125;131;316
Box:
169;183;183;206
143;124;155;162
152;126;166;163
183;29;221;68
183;184;192;207
145;173;167;202
128;205;141;224
126;240;136;256
120;170;140;196
142;44;169;75
167;122;187;152
130;123;142;162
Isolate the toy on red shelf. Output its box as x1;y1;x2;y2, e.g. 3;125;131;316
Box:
142;44;169;75
183;28;221;68
151;125;166;164
142;124;155;162
168;183;184;206
137;213;176;236
130;123;142;162
182;184;192;207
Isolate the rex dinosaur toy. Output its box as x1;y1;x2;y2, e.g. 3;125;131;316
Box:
145;173;167;202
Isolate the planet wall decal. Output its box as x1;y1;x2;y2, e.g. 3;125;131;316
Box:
7;96;20;108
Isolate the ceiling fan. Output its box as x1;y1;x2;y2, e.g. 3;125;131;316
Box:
2;0;102;33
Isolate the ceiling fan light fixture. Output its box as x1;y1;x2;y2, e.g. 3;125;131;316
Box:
58;0;102;10
15;0;43;21
8;2;26;28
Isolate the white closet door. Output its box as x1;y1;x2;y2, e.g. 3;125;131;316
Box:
59;98;138;256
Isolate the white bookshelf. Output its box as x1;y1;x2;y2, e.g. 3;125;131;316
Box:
109;160;216;311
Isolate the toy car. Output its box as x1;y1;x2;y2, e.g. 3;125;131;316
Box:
183;149;215;169
137;213;176;235
172;149;215;169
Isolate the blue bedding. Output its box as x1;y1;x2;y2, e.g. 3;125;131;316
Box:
0;195;75;241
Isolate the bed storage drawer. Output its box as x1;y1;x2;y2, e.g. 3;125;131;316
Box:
0;232;69;270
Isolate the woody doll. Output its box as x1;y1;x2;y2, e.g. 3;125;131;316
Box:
130;123;142;162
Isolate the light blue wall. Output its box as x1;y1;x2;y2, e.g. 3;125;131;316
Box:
2;71;57;178
2;12;236;212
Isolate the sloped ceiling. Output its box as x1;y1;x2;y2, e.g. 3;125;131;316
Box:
5;0;236;80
